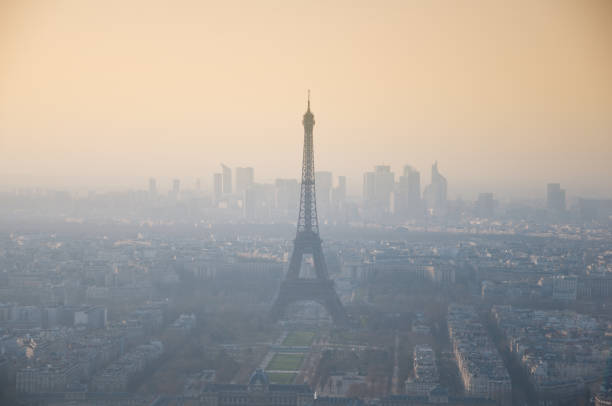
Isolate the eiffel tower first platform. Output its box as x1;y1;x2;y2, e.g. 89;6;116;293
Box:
270;93;349;326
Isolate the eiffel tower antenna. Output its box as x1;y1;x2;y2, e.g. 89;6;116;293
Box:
270;94;348;325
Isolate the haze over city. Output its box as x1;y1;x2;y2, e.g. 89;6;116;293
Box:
1;0;612;198
1;3;612;406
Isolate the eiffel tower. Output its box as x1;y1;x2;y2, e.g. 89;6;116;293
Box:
270;92;348;325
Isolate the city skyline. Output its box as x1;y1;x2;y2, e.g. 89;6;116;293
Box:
2;3;612;405
1;1;612;197
0;161;598;204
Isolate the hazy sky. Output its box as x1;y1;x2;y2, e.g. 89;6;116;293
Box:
1;0;611;198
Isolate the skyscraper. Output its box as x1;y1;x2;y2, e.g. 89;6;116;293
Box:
243;183;275;220
332;175;347;208
476;192;496;218
243;186;258;220
275;178;299;213
423;162;447;214
404;165;421;204
172;178;180;197
396;165;421;217
547;183;566;211
363;166;395;212
213;173;223;202
363;171;376;204
315;171;333;217
374;165;395;209
148;178;157;199
235;167;254;195
221;164;232;194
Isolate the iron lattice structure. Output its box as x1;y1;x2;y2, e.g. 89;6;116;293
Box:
270;94;348;325
297;96;318;236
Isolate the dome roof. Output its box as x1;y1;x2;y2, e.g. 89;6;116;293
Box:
248;369;270;387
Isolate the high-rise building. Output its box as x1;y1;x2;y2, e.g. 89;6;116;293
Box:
395;165;421;217
243;183;275;220
375;165;395;212
275;178;299;213
363;171;376;203
213;173;223;202
332;175;347;208
404;165;421;204
475;192;496;218
315;171;333;215
578;198;612;221
235;167;254;195
363;166;395;212
423;162;447;214
172;179;180;197
148;178;157;199
547;183;566;211
221;164;232;194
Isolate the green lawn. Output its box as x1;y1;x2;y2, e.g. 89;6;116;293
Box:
267;372;296;384
266;353;304;371
282;331;315;347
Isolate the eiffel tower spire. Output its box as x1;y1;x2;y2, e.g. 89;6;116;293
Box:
297;90;318;235
270;94;348;325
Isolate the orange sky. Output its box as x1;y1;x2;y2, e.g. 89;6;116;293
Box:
1;0;611;198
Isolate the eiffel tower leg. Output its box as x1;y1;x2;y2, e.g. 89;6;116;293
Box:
286;245;304;279
270;280;349;326
311;242;329;280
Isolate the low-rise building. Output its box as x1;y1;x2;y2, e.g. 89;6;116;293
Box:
16;363;78;394
405;345;439;396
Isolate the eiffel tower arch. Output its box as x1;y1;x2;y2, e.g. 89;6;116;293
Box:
270;93;348;326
